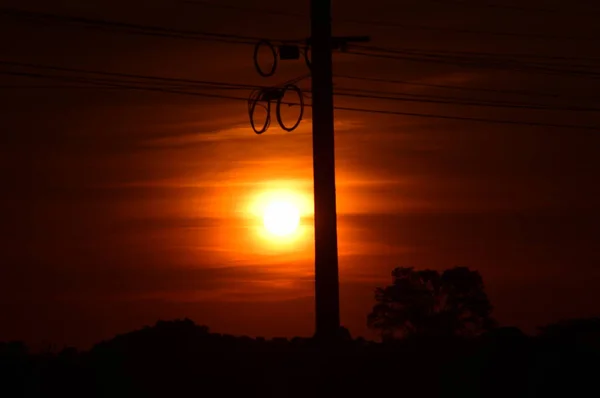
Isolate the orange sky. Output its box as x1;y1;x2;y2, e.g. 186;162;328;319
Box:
1;0;599;348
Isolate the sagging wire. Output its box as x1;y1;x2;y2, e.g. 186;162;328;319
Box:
247;88;272;134
250;35;313;134
249;37;369;133
247;74;309;134
253;39;311;77
276;84;304;132
253;40;279;77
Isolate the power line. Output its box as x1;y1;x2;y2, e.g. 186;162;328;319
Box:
333;73;566;99
7;7;596;84
333;86;552;104
5;60;596;112
0;7;301;46
6;68;590;109
344;49;600;79
0;84;117;89
425;0;560;13
343;21;595;42
389;47;600;65
182;0;598;42
351;44;600;68
353;45;600;69
332;105;599;131
426;0;598;14
0;60;266;90
332;86;599;111
3;64;594;112
2;61;599;131
182;1;305;20
0;69;258;102
332;90;600;112
186;0;597;16
4;6;596;76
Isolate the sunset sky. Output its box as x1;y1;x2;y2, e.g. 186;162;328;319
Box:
1;0;599;348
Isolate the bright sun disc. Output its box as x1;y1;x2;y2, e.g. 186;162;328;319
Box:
263;200;300;237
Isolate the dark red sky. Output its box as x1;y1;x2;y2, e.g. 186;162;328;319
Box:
1;0;599;348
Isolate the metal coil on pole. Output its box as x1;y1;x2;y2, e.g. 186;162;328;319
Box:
276;84;304;132
249;39;312;133
253;39;278;78
248;89;271;134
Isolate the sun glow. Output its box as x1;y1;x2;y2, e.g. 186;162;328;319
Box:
247;185;311;245
263;200;300;237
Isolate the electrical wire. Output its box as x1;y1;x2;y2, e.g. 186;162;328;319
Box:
343;49;600;79
385;47;600;65
333;74;563;99
0;69;259;101
276;85;304;132
331;87;600;113
247;74;309;134
332;105;599;131
4;61;597;112
2;63;599;132
341;21;595;42
182;0;598;42
0;61;266;91
253;41;310;79
5;67;592;113
249;29;310;133
182;1;305;20
184;0;578;16
0;7;302;46
4;6;596;77
247;88;271;134
254;40;279;77
348;44;600;71
334;91;600;112
0;84;122;89
352;45;600;70
424;0;559;13
424;0;597;14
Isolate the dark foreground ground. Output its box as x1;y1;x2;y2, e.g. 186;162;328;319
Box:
2;319;599;397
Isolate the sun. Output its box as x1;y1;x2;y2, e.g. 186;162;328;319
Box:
246;185;310;245
262;200;301;237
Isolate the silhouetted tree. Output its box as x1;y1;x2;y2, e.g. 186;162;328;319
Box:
368;267;496;340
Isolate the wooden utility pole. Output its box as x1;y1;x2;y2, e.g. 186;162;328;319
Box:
310;0;340;341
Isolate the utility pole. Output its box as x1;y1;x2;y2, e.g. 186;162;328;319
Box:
310;0;340;342
248;2;367;341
